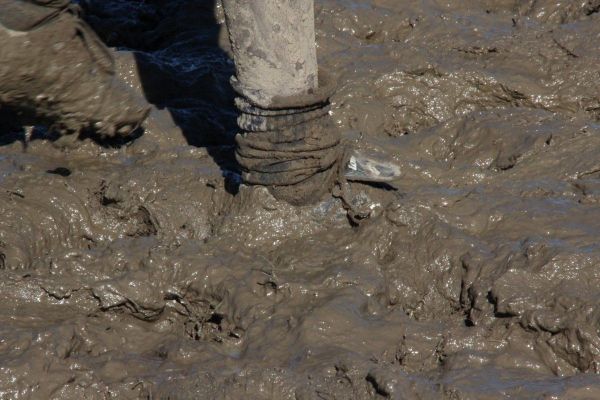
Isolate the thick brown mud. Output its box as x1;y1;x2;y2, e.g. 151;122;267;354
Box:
2;0;600;399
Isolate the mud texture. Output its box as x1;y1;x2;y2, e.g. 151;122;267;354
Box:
1;0;600;399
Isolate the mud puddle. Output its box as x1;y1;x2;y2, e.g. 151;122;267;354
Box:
1;0;600;399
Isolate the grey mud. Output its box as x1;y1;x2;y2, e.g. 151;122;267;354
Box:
1;0;600;399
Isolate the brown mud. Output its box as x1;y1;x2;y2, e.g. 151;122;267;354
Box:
1;0;600;398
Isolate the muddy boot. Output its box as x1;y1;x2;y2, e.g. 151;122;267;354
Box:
0;0;149;138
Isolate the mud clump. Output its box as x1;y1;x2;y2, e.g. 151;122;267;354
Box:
1;0;600;399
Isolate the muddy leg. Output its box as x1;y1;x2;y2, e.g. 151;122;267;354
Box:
222;0;341;205
221;0;318;104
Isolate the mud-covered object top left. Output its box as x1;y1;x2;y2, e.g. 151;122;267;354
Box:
0;0;71;31
0;0;149;138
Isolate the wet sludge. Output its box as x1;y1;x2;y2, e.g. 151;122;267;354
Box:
1;0;600;399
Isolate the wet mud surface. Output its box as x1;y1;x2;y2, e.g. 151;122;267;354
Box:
2;0;600;398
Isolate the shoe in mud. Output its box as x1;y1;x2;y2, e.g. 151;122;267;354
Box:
0;1;149;138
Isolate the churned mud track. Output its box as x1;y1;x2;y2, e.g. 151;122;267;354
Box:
1;0;600;399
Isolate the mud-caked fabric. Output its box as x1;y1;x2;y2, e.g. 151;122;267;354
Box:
234;71;342;205
0;3;149;137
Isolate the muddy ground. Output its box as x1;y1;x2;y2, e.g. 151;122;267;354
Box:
2;0;600;399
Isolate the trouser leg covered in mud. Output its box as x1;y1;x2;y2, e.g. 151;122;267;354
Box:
221;0;342;205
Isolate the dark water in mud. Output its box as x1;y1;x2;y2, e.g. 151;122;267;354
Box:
2;0;600;398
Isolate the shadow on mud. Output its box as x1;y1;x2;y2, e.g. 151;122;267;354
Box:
0;0;239;188
81;0;239;187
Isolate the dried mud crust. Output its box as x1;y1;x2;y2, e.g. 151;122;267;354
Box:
1;0;600;399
